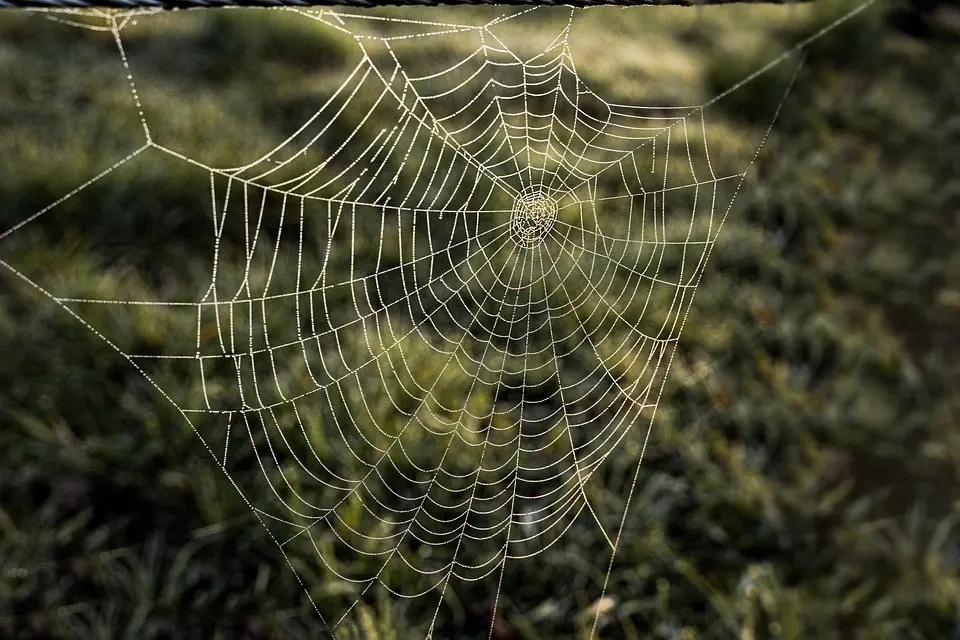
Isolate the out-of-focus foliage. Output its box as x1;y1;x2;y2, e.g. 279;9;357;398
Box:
1;1;959;638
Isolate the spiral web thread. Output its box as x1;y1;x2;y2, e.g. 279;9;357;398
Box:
0;3;876;637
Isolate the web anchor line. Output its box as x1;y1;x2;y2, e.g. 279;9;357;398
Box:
0;0;814;10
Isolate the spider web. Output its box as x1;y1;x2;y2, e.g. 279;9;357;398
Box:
0;3;876;637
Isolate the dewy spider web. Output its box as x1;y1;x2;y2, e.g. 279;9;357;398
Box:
0;2;876;637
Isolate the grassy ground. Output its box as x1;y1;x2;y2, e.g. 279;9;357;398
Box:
1;1;959;638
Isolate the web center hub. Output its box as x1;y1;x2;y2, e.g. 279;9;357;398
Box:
510;190;558;249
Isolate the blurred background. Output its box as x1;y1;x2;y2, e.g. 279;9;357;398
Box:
1;1;959;638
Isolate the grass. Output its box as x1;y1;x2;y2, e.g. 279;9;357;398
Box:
1;1;959;638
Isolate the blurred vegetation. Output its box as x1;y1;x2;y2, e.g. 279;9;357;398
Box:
1;1;959;639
